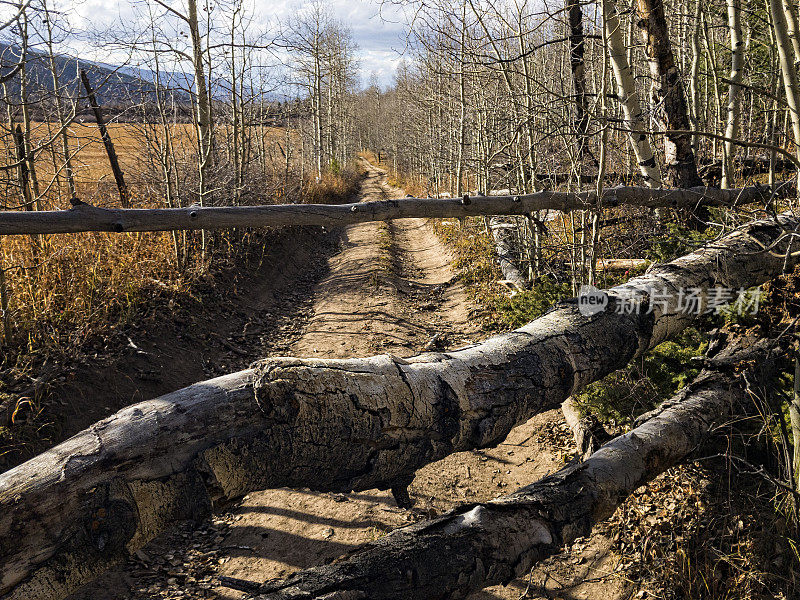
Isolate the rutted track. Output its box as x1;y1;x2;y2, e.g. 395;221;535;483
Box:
68;163;628;600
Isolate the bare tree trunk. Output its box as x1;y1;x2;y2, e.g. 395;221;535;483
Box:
689;0;703;155
636;0;703;188
13;125;32;213
488;216;528;290
770;0;800;176
80;70;129;207
603;0;662;187
456;6;467;197
17;7;40;207
722;0;744;188
187;0;212;257
567;0;591;166
782;0;800;62
42;0;76;203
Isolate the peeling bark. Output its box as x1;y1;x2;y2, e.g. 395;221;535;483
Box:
2;214;800;600
253;333;782;600
0;182;792;236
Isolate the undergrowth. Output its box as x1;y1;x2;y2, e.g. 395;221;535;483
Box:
0;166;361;363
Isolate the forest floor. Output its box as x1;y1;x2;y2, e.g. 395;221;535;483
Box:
69;162;632;600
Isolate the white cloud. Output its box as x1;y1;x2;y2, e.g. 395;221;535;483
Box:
1;0;409;89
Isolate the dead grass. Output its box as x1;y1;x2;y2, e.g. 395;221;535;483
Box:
0;123;360;364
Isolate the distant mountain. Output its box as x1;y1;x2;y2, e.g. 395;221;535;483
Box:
0;42;192;109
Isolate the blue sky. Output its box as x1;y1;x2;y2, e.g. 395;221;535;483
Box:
64;0;411;89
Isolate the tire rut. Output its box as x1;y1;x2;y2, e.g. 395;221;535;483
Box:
68;162;628;600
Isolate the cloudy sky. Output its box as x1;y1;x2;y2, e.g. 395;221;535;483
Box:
64;0;413;89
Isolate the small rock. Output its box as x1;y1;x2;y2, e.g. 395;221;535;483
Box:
135;549;151;563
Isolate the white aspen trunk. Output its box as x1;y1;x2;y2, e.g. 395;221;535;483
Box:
782;0;800;63
488;216;528;289
456;32;466;197
722;0;744;189
689;0;702;155
602;0;662;187
42;0;76;202
188;0;212;201
770;0;800;178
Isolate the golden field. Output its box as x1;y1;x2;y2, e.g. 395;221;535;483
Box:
0;121;351;360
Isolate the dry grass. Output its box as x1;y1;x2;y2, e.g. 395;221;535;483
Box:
0;123;359;365
360;151;426;197
5;122;294;206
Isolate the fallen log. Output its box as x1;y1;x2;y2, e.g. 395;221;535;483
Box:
0;182;792;236
1;213;799;600
699;157;797;182
596;258;650;271
560;397;611;459
253;331;783;600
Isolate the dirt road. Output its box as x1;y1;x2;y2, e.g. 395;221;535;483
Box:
71;162;629;600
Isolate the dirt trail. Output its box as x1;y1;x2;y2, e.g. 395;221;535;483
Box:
291;166;474;358
71;163;628;600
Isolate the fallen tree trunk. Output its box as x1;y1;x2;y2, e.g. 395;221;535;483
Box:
0;182;791;236
1;213;799;600
253;331;782;600
561;397;611;458
596;258;650;271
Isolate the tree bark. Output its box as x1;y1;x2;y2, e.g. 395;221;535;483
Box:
602;0;662;187
252;332;782;600
561;397;610;459
0;182;792;236
636;0;703;188
488;216;528;290
770;0;800;174
2;212;799;600
566;0;591;167
80;70;130;208
187;0;213;208
722;0;744;189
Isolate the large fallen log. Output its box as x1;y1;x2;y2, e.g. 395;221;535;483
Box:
1;213;799;600
0;182;791;236
253;331;783;600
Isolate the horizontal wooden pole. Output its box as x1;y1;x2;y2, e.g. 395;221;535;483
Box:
0;182;792;236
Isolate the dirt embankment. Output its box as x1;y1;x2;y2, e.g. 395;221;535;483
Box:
0;224;342;472
69;162;629;600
